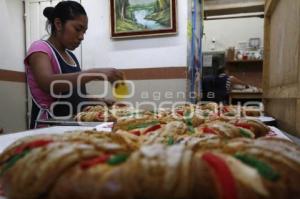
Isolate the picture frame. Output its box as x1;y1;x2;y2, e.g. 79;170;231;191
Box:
110;0;177;38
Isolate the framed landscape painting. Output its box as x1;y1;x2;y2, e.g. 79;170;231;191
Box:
110;0;177;38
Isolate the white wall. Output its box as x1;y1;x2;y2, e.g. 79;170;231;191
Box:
0;0;27;133
0;81;27;133
81;0;189;104
0;0;25;71
81;0;188;69
203;17;264;52
86;79;187;106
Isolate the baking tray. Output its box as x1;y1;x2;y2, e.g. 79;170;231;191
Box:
36;119;108;127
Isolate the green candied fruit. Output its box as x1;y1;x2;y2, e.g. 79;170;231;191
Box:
203;112;209;117
239;128;252;138
149;110;158;114
234;153;280;181
167;137;174;145
188;126;195;134
107;154;129;165
0;149;30;177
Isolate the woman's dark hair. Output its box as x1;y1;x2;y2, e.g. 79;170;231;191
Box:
217;67;226;75
43;1;87;34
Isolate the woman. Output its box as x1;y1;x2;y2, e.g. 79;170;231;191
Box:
202;66;250;104
25;1;123;128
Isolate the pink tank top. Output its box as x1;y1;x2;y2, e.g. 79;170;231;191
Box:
24;40;61;110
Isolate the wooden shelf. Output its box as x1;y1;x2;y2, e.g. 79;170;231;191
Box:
226;60;263;64
229;92;263;104
204;1;265;17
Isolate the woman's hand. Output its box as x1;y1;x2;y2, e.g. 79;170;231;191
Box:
86;98;115;107
101;98;115;106
88;68;124;84
96;98;115;106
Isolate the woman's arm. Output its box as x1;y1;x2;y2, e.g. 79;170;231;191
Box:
229;75;249;87
28;52;123;94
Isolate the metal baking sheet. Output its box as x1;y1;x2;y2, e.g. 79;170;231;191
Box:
35;119;108;127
